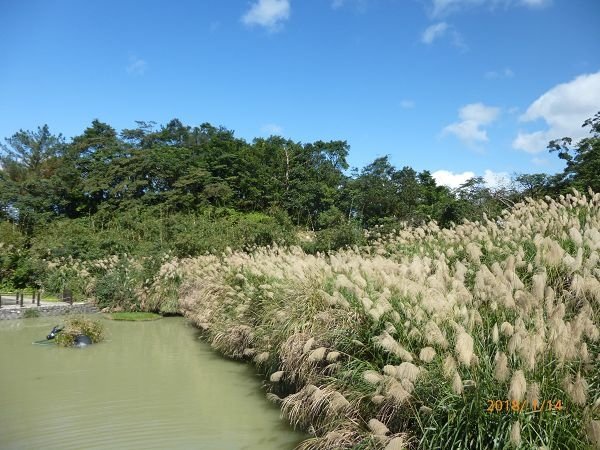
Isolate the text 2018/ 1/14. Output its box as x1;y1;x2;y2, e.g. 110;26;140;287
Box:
486;399;564;413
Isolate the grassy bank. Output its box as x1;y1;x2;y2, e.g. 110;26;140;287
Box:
158;191;600;449
106;312;162;321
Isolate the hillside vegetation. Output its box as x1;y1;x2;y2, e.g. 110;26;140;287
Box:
2;112;598;292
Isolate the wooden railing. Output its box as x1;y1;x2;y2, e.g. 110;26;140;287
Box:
0;290;73;308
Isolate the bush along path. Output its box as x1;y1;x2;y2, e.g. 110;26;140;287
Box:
157;190;600;449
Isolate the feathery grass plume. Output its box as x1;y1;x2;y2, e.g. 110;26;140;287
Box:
371;395;385;405
537;237;565;267
326;351;340;362
587;420;600;448
363;370;384;385
419;347;436;363
443;355;457;379
492;323;499;343
254;352;270;363
368;418;390;436
385;436;409;450
407;327;422;341
401;378;415;394
585;251;599;270
295;428;365;450
500;321;514;337
452;372;463;395
508;332;522;357
508;370;527;401
569;373;589;406
510;420;521;447
527;382;540;407
361;297;373;310
385;321;397;335
455;329;474;367
532;272;547;302
270;371;284;382
303;337;316;354
385;379;411;404
323;362;341;375
466;242;482;264
374;332;413;361
383;365;397;377
580;342;589;362
424;320;448;349
569;227;584;247
419;405;432;415
308;347;327;363
394;362;422;383
328;391;350;412
518;333;544;371
266;392;282;404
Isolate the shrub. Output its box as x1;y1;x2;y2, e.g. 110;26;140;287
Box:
23;308;40;318
54;316;105;347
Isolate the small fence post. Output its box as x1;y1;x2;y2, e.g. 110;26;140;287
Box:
37;291;41;307
32;291;35;304
63;289;73;306
19;291;24;307
0;293;2;308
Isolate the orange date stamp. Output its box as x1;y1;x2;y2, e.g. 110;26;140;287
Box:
486;399;565;413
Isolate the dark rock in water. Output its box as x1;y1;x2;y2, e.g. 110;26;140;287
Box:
74;335;93;347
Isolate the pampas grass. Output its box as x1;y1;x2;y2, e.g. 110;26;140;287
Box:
151;189;600;449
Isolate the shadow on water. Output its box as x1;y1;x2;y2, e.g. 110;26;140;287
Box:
0;316;306;450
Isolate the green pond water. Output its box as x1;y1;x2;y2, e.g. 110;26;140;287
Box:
0;316;305;449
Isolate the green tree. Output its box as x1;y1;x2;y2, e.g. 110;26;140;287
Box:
549;111;600;192
0;125;67;231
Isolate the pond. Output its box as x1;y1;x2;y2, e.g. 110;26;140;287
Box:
0;316;305;449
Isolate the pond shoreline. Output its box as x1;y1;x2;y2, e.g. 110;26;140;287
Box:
0;302;99;320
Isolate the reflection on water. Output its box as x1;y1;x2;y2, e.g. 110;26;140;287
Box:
0;316;304;449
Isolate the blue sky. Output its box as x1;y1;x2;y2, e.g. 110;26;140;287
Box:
1;0;599;187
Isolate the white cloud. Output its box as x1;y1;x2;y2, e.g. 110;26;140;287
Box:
331;0;368;12
421;22;466;49
400;99;415;109
260;123;284;135
443;102;500;146
433;170;475;188
126;57;147;75
531;157;548;165
483;169;510;188
520;0;551;7
433;169;511;189
242;0;290;30
512;71;600;153
430;0;551;17
421;22;449;44
431;0;483;17
485;67;514;79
